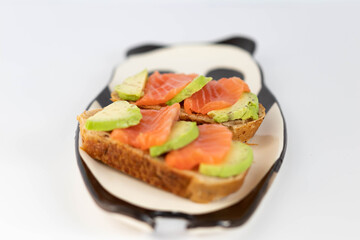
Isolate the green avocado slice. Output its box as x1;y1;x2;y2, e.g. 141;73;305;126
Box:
166;75;212;105
207;92;259;123
114;69;148;101
199;141;253;178
149;121;199;157
85;101;142;131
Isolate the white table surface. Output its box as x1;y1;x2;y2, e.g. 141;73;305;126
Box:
1;1;359;239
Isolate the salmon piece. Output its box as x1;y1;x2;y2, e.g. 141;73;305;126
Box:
135;71;198;106
165;124;232;170
184;77;250;115
110;103;180;150
218;77;250;96
183;81;234;115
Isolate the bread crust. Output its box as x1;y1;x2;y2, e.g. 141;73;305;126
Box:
110;91;265;142
78;110;249;203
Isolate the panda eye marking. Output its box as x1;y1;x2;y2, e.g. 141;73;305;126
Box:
148;70;175;75
206;68;245;81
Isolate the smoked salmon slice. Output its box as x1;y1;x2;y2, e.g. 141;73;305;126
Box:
135;71;198;106
184;77;250;115
217;77;250;97
110;103;180;150
165;124;232;170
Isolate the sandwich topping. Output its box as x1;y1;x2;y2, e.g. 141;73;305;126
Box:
110;103;180;150
165;124;233;170
84;70;260;178
85;101;142;131
115;70;258;123
114;69;148;101
135;71;198;106
184;77;250;115
85;100;253;178
166;75;212;106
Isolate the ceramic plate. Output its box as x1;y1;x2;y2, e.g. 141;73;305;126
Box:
75;36;287;230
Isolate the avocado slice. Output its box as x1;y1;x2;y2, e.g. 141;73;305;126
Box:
199;141;253;178
114;69;148;101
85;101;142;131
207;92;259;123
166;75;212;105
149;121;199;157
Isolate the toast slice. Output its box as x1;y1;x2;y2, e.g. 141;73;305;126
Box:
78;109;249;203
111;91;266;142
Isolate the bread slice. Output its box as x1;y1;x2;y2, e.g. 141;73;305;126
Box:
110;91;266;142
78;109;250;203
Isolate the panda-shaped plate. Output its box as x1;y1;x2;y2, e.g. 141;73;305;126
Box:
75;36;287;230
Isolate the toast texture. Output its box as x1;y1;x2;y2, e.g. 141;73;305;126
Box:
78;109;249;203
111;91;265;142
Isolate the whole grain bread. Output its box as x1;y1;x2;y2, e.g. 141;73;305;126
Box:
110;91;266;141
78;109;250;203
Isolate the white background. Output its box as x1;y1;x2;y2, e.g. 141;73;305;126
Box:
1;0;359;239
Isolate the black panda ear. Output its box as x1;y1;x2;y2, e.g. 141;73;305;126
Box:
216;36;256;55
126;44;166;57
